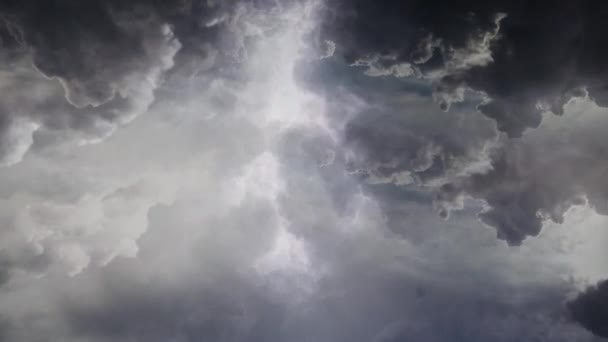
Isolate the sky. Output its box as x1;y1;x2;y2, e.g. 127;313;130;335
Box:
0;0;606;341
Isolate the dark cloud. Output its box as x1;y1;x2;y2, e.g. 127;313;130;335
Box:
321;0;608;137
0;0;251;165
569;280;608;338
315;2;608;248
0;1;602;341
314;5;608;336
334;65;608;247
342;95;496;194
428;98;608;246
0;0;239;106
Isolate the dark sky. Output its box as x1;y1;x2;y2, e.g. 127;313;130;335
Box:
0;0;605;341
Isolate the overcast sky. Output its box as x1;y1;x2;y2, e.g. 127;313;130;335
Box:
0;0;606;341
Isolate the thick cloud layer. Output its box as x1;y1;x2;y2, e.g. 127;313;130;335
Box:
315;2;608;336
0;0;604;341
0;0;248;165
337;75;608;249
317;1;608;247
569;279;608;338
322;0;608;137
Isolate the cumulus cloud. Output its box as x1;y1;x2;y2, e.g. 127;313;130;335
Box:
315;3;608;335
0;0;248;165
328;56;608;253
423;96;608;247
2;175;175;277
313;0;608;248
0;0;320;286
322;0;608;137
0;0;250;278
569;279;608;339
0;0;603;341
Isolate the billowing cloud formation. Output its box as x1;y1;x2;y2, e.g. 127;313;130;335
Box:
569;279;608;338
339;83;608;248
0;0;604;341
322;0;608;137
316;2;608;336
0;0;261;282
7;1;177;108
0;0;248;165
316;0;608;249
0;0;257;280
435;97;608;246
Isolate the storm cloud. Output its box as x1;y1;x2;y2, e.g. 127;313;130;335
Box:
322;0;608;137
569;279;608;338
0;0;246;165
0;0;605;341
317;1;608;248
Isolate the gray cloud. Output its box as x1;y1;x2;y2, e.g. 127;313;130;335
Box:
0;1;602;341
0;115;593;341
321;0;608;137
569;279;608;339
312;1;608;252
324;53;608;252
429;97;608;246
305;27;608;335
0;0;250;165
313;6;608;333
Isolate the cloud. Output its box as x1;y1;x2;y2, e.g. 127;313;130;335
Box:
315;5;608;248
569;279;608;338
0;0;320;283
9;1;176;108
426;96;608;246
341;92;498;194
0;115;590;341
0;1;601;341
0;0;254;280
6;176;175;276
322;0;608;137
0;0;248;166
331;60;608;248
